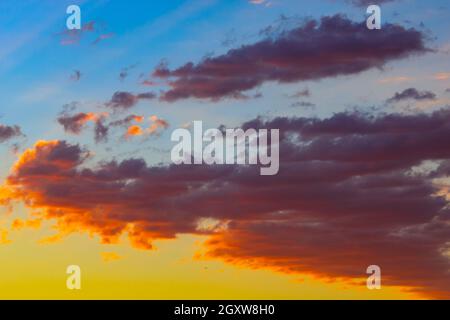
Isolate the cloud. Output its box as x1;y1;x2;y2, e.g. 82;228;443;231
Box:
69;70;82;82
125;115;169;138
57;110;167;142
148;115;169;135
3;108;450;297
289;88;310;98
125;125;144;137
290;101;316;109
57;112;109;143
11;218;41;230
434;72;450;81
0;124;23;143
105;91;156;110
386;88;437;103
94;117;109;143
152;15;428;102
110;115;145;127
56;108;170;143
57;112;98;134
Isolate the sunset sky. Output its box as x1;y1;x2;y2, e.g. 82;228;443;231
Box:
0;0;450;299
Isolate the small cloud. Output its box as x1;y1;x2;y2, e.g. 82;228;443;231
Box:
58;112;99;134
110;115;145;127
148;115;169;135
290;101;316;109
105;91;156;110
386;88;436;104
289;88;310;98
94;117;109;143
57;111;109;143
70;70;82;82
125;115;169;138
0;124;23;143
125;125;144;138
11;218;41;230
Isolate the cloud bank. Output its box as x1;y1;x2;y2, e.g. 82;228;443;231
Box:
3;108;450;297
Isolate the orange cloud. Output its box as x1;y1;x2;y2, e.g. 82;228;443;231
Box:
125;116;169;138
126;125;144;137
148;115;169;135
434;72;450;81
11;218;41;230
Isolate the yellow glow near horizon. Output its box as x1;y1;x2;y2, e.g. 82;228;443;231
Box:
0;216;422;300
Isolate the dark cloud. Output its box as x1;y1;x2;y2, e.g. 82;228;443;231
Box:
386;88;437;103
105;91;156;110
57;112;109;144
109;115;145;127
0;124;23;143
69;70;82;82
94;116;109;143
153;15;428;102
57;113;96;134
4;108;450;297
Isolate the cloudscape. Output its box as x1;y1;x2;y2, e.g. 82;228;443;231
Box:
0;0;449;300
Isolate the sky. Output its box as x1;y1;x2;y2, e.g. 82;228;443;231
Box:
0;0;450;299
